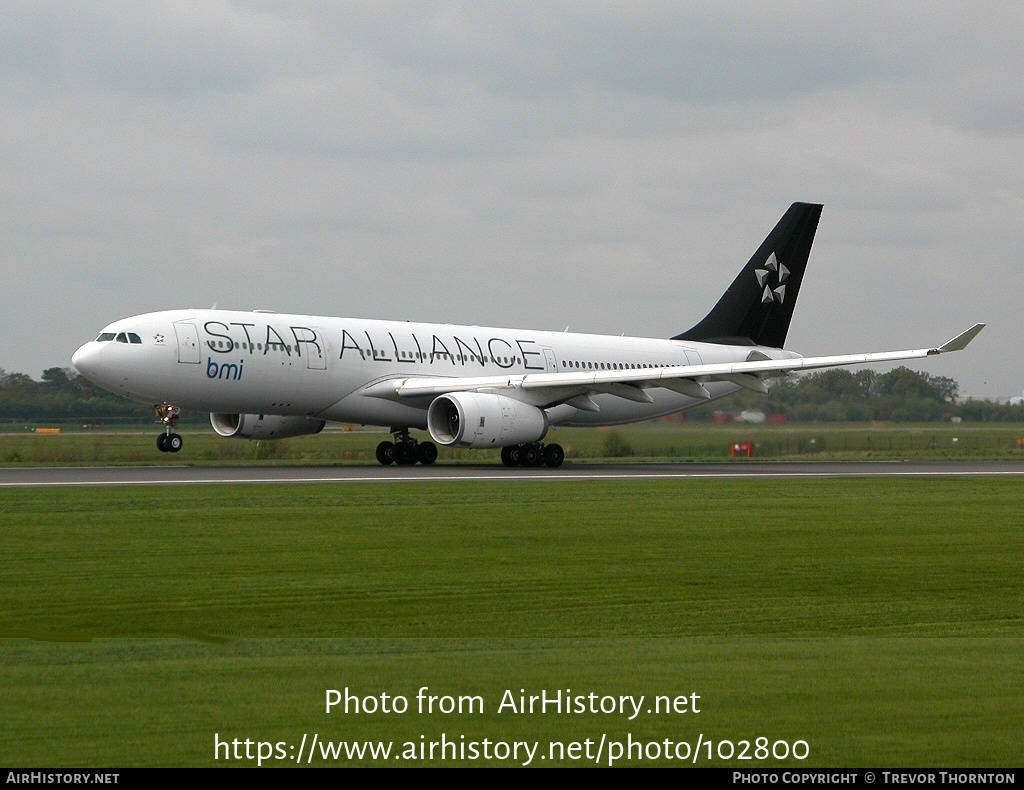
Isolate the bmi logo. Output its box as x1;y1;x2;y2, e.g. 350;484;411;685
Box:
755;252;789;304
207;357;243;381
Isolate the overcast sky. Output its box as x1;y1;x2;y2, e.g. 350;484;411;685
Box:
1;2;1020;396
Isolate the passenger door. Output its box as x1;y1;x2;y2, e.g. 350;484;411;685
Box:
173;321;201;364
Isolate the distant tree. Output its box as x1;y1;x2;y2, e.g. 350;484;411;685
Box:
873;367;958;403
691;366;971;422
0;366;158;423
41;367;73;390
930;376;959;403
955;400;1024;422
801;369;872;400
0;372;36;390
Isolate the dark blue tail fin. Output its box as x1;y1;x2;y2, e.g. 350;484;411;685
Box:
673;202;822;348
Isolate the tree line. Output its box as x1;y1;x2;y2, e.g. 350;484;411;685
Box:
1;365;1021;424
699;366;1024;422
0;367;164;424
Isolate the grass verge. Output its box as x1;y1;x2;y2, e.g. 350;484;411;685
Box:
3;422;1024;465
1;479;1021;766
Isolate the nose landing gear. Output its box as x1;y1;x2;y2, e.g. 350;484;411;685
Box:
376;428;438;466
155;403;183;453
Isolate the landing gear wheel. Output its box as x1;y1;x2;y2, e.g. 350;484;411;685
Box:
417;441;438;465
393;442;416;465
500;446;518;467
521;444;542;467
543;443;564;468
154;402;181;454
507;445;523;466
376;441;395;465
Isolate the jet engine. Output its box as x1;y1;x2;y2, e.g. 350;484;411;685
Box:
427;392;548;448
210;413;326;440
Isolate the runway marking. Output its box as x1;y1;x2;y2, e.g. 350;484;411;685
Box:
2;467;1023;487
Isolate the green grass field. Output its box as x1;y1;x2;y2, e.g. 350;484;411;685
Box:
3;421;1024;465
2;478;1022;766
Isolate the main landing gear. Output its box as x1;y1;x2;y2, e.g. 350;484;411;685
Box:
376;429;437;466
155;403;183;453
501;442;564;468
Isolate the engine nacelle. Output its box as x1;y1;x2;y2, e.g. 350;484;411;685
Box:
210;413;326;440
427;392;548;448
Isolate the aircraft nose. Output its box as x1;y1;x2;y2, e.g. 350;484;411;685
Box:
71;342;101;380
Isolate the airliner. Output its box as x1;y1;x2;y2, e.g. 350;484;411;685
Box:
71;203;983;467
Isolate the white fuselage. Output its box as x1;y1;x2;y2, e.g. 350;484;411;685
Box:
71;309;797;428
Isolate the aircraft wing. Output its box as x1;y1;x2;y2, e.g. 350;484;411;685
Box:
380;324;985;404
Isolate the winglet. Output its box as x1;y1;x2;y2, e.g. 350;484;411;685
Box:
932;323;985;354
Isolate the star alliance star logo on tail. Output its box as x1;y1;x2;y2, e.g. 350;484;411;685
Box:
755;252;789;304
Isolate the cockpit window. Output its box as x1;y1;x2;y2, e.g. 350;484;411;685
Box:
96;333;116;342
127;333;142;344
115;332;128;343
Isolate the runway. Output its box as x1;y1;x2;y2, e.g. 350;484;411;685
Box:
1;460;1021;487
